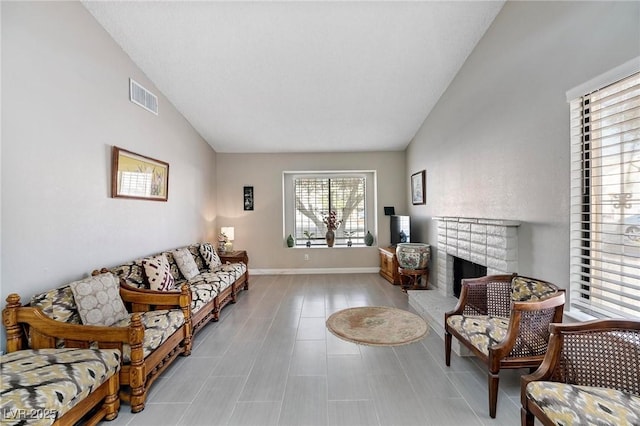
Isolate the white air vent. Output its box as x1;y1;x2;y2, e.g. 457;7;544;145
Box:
129;78;158;115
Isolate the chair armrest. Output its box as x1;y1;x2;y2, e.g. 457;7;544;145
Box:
3;293;144;354
119;282;191;309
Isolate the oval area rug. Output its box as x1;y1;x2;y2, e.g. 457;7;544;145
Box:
326;306;429;346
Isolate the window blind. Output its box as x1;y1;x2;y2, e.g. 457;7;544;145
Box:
293;176;366;246
569;72;640;319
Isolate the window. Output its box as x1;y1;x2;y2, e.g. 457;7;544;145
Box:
283;171;376;247
569;70;640;319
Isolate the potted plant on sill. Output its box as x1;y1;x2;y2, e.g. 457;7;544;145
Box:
344;231;355;247
303;231;314;248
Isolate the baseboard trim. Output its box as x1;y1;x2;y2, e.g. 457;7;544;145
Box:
250;267;379;275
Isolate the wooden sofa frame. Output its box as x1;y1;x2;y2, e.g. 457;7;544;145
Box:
2;298;130;425
3;283;192;413
97;249;249;337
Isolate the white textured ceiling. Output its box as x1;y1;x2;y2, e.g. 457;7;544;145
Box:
83;1;504;153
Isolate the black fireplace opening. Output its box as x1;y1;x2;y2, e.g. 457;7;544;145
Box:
453;257;487;298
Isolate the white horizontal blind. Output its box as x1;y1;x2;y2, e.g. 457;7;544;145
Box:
570;72;640;319
294;176;366;246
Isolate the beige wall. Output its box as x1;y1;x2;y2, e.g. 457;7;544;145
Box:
406;1;640;288
216;152;406;271
1;0;217;326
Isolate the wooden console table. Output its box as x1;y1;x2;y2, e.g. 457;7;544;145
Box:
379;247;401;285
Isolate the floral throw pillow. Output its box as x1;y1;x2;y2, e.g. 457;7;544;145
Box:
69;273;129;326
142;254;176;291
173;248;200;280
200;242;222;269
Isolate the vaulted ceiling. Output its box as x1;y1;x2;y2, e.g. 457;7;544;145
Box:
83;1;504;153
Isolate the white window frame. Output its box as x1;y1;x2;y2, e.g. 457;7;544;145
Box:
568;57;640;320
282;170;377;248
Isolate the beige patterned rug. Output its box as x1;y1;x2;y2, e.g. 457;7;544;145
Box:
326;306;429;346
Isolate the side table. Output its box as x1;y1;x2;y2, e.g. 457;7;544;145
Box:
219;250;248;265
398;267;429;292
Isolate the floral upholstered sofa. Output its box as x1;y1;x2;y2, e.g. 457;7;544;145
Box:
100;242;248;336
3;271;192;414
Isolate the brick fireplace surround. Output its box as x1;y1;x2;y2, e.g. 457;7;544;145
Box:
408;217;521;355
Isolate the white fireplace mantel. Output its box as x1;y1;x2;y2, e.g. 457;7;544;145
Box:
434;216;521;297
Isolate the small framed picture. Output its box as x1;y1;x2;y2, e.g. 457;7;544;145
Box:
411;170;426;205
244;186;254;211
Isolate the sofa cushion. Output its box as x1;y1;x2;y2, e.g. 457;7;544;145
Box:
30;286;80;325
446;315;509;355
186;244;207;270
0;348;121;425
69;273;129;327
195;270;234;291
142;254;175;291
526;381;640;426
110;260;146;289
112;309;185;363
188;283;219;313
512;277;556;301
173;248;199;280
200;242;222;269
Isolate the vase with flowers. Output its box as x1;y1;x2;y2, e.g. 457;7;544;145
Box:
322;211;342;247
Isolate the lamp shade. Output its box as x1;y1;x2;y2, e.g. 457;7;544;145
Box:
221;226;235;241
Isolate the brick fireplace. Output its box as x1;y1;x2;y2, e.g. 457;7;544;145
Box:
435;217;521;297
408;216;521;356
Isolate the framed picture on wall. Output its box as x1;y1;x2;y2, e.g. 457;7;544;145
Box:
111;146;169;201
244;186;254;211
411;170;426;205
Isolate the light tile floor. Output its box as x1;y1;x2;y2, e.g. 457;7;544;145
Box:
103;273;525;426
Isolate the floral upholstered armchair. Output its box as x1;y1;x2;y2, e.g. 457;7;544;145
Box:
521;319;640;426
444;274;565;418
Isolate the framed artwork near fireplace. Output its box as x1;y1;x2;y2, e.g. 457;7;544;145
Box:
411;170;426;205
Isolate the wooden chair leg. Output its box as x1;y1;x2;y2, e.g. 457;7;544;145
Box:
444;331;452;367
488;372;499;418
521;407;535;426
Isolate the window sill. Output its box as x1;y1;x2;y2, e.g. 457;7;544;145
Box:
289;245;377;249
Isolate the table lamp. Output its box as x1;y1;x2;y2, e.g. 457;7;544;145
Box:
221;226;234;253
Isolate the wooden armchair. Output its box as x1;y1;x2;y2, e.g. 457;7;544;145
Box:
444;274;565;418
521;319;640;426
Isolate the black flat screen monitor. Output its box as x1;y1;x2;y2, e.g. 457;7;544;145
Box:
390;215;410;246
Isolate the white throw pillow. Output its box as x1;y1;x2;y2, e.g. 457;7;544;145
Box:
200;242;222;269
173;248;200;280
69;273;129;326
142;254;176;291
